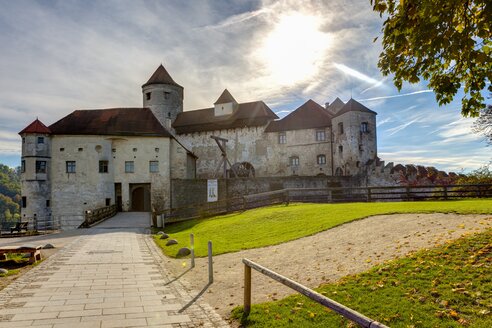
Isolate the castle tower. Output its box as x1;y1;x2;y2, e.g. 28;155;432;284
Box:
331;99;377;176
18;119;52;229
142;64;183;131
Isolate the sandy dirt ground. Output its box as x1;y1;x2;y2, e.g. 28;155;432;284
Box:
163;213;492;319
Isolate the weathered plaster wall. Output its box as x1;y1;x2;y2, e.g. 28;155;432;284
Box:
176;126;335;178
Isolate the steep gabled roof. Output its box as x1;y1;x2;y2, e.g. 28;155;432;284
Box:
49;108;172;137
265;99;333;132
173;101;278;134
334;98;377;117
19;119;51;134
327;97;345;113
142;64;183;88
214;89;237;104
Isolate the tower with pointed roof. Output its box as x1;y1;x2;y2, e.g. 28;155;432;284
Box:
142;64;183;131
214;89;238;116
18;119;52;229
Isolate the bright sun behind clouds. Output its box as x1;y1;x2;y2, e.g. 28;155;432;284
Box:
256;13;331;86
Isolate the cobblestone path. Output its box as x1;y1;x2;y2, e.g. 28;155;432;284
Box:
0;226;229;327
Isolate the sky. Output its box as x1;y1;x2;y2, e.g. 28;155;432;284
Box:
0;0;489;172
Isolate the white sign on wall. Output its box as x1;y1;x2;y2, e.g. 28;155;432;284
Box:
207;179;218;202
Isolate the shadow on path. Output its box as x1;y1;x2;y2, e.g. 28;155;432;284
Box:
178;282;213;313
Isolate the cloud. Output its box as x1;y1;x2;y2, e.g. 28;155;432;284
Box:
359;90;434;101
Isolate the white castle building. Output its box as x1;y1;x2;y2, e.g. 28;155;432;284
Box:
19;65;377;229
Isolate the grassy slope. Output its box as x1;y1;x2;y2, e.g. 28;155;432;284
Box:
231;229;492;327
154;199;492;258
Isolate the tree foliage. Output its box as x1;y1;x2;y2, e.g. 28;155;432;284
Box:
372;0;491;116
0;164;21;220
473;104;492;145
456;165;492;184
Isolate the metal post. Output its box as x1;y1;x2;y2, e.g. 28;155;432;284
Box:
190;233;195;268
244;263;252;315
208;241;213;283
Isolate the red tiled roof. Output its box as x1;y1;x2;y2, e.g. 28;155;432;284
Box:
19;119;51;134
142;64;183;88
265;100;333;132
214;89;237;104
334;98;377;117
173;101;278;134
49;108;172;137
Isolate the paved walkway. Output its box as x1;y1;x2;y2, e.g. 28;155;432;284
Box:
0;213;229;327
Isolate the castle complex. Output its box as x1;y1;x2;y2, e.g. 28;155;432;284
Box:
19;65;378;229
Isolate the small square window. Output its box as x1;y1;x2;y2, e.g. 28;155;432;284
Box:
149;161;159;173
22;196;27;208
37;136;44;144
99;160;109;173
338;122;344;134
36;160;47;173
316;130;326;141
105;198;111;206
66;161;76;173
125;161;134;173
78;147;83;152
290;156;299;166
278;132;286;144
21;160;25;173
112;148;116;153
164;92;170;99
60;148;65;152
46;199;50;207
155;148;159;153
339;145;343;153
133;148;137;152
146;92;151;100
317;154;326;165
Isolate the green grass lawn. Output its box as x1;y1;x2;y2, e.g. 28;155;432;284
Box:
154;199;492;258
231;229;492;327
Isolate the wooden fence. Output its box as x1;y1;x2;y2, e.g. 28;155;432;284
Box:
242;258;388;327
80;204;117;228
153;184;492;224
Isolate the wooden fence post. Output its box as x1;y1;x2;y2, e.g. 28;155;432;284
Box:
367;187;372;202
208;241;213;283
190;233;195;268
244;263;252;315
443;186;448;200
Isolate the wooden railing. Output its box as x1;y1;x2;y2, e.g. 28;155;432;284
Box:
80;204;117;228
242;258;388;328
153;184;492;224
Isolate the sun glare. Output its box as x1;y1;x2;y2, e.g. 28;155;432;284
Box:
256;13;331;86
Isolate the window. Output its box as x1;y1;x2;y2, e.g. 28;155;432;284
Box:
125;161;134;173
22;137;25;144
99;160;109;173
359;144;363;152
133;148;137;152
21;160;25;173
339;145;343;153
155;148;159;153
338;122;344;134
66;161;76;173
146;92;151;100
149;161;159;173
316;130;326;141
361;122;369;133
278;132;286;144
60;148;65;152
164;91;170;99
46;200;50;207
37;136;44;144
78;147;83;152
36;160;46;173
290;156;299;167
112;148;116;153
168;112;171;118
105;198;111;206
317;154;326;165
22;197;26;208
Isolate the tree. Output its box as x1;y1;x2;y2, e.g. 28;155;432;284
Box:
473;104;492;145
371;0;491;117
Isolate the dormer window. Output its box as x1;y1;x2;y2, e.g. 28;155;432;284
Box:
37;137;44;144
146;92;151;100
164;92;170;99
